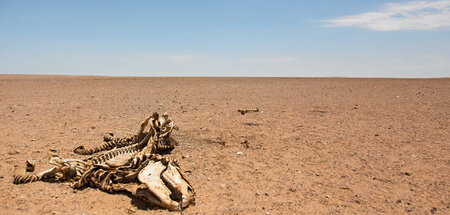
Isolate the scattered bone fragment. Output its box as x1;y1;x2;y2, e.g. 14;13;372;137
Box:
238;108;259;115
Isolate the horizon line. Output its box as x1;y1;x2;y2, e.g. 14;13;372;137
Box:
1;73;449;80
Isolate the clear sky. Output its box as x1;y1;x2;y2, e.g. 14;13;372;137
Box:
1;0;449;77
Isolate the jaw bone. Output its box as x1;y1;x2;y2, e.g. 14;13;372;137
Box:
135;161;195;211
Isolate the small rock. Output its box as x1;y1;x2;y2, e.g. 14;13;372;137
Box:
325;195;330;199
220;184;226;189
207;178;211;181
403;172;411;176
91;126;96;129
49;149;59;154
236;152;243;155
241;140;250;149
182;155;190;159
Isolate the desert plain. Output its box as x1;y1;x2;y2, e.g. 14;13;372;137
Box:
0;75;448;214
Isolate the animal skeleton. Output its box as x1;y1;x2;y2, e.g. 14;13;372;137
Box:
13;112;195;211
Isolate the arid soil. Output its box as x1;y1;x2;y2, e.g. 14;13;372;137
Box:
0;75;448;215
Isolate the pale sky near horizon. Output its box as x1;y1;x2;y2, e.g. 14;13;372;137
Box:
1;0;449;78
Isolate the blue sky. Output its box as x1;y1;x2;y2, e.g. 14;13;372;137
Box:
1;0;449;77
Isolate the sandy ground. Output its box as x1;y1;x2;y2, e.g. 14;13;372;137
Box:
0;75;448;215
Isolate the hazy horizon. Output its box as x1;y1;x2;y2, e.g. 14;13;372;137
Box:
1;1;449;78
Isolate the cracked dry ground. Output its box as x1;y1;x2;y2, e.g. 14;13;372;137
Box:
0;75;449;215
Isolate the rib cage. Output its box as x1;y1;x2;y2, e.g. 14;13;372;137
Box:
84;132;175;165
86;134;150;165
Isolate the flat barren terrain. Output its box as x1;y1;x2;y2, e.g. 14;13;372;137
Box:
0;75;448;214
